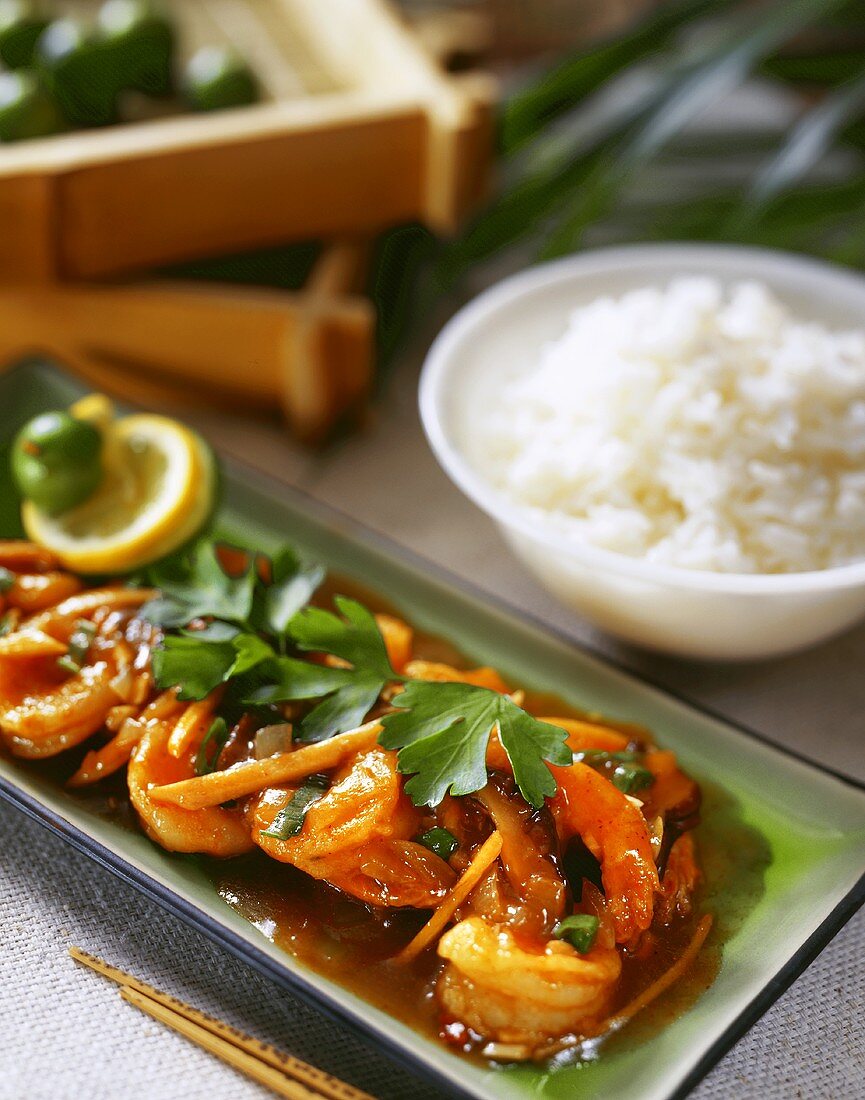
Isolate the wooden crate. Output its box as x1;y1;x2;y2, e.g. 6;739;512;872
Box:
0;240;375;442
0;0;495;282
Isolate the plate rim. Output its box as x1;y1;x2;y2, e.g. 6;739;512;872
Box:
1;358;864;1100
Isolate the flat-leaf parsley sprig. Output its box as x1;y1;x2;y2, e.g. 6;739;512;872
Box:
139;539;572;809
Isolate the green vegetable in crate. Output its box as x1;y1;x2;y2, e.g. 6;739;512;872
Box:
0;0;47;69
11;410;103;516
97;0;175;98
36;17;120;127
183;45;259;113
0;68;62;141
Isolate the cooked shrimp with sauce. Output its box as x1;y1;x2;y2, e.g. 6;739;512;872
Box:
0;539;711;1063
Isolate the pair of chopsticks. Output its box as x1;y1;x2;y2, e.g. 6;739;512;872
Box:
69;947;375;1100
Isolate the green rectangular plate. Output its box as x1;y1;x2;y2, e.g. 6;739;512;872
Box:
1;362;863;1100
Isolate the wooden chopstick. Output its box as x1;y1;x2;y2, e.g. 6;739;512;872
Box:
121;987;323;1100
69;947;375;1100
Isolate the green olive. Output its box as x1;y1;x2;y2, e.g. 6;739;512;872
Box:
36;17;120;128
12;411;103;516
0;1;48;69
0;69;63;141
97;0;174;97
183;46;259;113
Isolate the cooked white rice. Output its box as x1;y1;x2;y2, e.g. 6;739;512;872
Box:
478;277;865;573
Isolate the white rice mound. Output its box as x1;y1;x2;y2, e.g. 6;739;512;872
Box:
479;277;865;574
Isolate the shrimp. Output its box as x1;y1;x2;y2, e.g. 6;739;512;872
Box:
0;656;121;758
550;761;659;944
654;833;700;926
437;903;621;1049
128;719;253;857
5;571;83;613
252;747;456;907
0;541;57;572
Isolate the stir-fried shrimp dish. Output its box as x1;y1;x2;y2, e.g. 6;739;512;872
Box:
0;538;712;1062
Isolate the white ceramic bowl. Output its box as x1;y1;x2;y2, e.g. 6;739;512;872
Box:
419;243;865;661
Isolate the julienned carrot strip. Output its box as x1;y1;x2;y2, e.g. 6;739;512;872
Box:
593;913;714;1035
167;687;224;759
67;689;182;788
395;831;503;964
27;588;157;638
0;628;68;659
148;721;382;810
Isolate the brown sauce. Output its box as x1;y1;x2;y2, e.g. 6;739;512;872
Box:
5;571;771;1066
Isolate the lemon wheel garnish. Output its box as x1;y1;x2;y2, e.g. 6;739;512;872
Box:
22;414;216;574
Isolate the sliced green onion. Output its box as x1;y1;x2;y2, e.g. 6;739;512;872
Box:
262;774;329;840
575;749;654;795
57;618;96;675
194;716;230;776
0;612;14;637
552;914;600;954
0;566;14;593
417;826;458;860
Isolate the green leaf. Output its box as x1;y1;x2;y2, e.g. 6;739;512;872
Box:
500;0;734;154
262;774;330;839
380;681;570;808
183;621;240;642
230;634;275;677
195;717;230;776
297;676;384;743
57;619;96;675
142;542;256;628
0;566;14;593
252;547;325;638
243;654;383;742
537;0;852;258
243;655;355;703
575;750;655;795
153;630;275;701
152;635;236;701
727;69;865;233
289;596;395;679
417;827;458;860
552;914;600;954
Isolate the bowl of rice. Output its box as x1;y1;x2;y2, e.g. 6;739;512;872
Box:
420;244;865;660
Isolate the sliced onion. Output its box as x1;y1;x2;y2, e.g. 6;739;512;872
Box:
110;666;136;701
253;723;294;760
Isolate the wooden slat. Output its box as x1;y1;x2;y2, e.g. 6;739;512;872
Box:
0;240;374;441
56;106;424;278
0;0;493;281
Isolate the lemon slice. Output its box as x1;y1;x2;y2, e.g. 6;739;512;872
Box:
23;413;216;574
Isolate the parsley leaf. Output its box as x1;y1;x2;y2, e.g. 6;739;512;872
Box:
379;681;571;808
252;547;325;640
281;596;397;742
289;596;395;679
262;774;330;839
142;543;257;628
298;677;385;743
153;631;275;701
245;653;387;743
